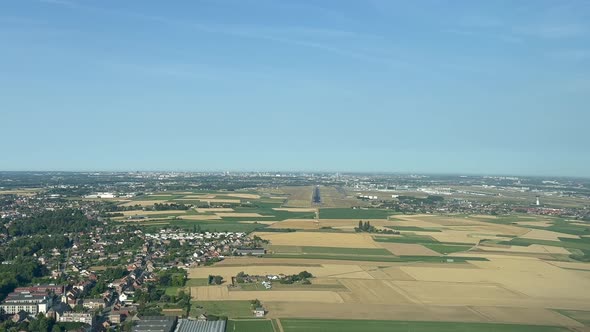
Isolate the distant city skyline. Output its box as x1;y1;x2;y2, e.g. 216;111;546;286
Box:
1;1;589;176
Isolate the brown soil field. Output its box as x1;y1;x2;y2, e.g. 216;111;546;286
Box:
253;232;379;248
118;200;170;207
195;208;234;212
377;243;441;256
225;193;261;199
521;229;580;241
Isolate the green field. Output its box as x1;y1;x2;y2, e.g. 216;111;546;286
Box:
500;237;590;251
186;278;209;287
423;244;472;254
554;309;590;326
164;286;182;296
191;301;253;318
227;319;275;332
319;208;394;219
280;319;569;332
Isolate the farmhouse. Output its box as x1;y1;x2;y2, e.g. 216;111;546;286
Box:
234;248;266;256
254;307;266;317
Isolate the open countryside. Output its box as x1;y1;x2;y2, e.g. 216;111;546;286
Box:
103;184;590;331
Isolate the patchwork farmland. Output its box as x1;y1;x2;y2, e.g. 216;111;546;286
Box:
113;186;590;331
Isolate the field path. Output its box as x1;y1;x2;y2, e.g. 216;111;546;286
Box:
275;318;285;332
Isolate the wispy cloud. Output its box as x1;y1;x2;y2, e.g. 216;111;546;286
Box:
34;0;408;70
515;23;587;39
548;49;590;61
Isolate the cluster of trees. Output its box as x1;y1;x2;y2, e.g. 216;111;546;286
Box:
158;268;186;287
7;209;99;236
153;203;190;211
235;271;248;283
208;275;223;285
0;313;85;332
279;271;313;285
397;195;444;204
0;235;70;261
89;267;127;297
355;221;398;234
0;257;46;301
355;220;375;233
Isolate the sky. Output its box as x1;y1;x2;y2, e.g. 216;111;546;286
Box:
1;0;589;176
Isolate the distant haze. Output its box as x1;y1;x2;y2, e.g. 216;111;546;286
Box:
1;1;589;176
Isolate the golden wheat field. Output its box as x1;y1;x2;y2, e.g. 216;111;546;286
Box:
185;211;590;328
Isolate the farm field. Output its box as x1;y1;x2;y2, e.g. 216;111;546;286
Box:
226;320;275;332
279;319;570;332
112;191;590;329
187;212;590;329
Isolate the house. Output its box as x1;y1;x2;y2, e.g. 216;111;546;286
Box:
82;298;104;310
57;311;95;325
118;293;129;303
109;312;122;324
11;311;31;324
254;307;265;317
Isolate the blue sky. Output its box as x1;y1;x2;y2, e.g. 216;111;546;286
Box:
1;0;589;176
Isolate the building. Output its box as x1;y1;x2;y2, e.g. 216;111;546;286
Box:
174;319;226;332
132;316;177;332
0;292;50;315
82;298;105;310
109;312;122;324
14;284;64;296
234;248;265;256
57;312;95;325
254;307;265;317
